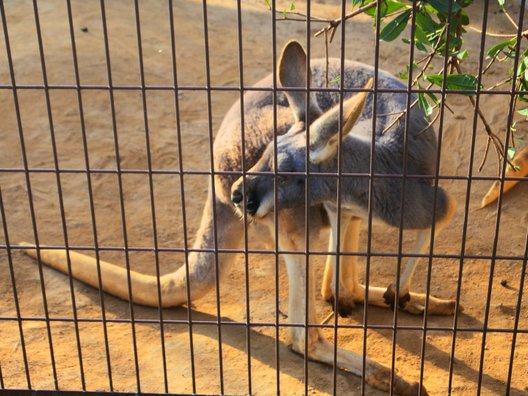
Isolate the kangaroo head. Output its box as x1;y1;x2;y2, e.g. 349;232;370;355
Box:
231;40;371;218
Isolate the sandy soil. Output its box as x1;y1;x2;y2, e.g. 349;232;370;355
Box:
0;0;527;394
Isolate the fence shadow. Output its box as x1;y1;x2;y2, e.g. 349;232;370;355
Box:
76;286;524;395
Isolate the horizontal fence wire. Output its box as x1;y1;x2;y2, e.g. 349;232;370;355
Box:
0;0;527;395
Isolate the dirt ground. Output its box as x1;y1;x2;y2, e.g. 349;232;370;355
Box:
0;0;527;395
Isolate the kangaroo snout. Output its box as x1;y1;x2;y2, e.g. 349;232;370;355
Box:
231;188;243;205
231;183;260;216
246;198;259;216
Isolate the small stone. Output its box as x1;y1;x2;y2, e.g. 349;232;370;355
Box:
80;27;88;33
501;279;508;287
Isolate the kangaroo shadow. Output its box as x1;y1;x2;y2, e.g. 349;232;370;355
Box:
71;278;524;396
342;303;526;395
81;290;390;395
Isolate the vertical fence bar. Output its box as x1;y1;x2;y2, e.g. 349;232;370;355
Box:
0;187;32;389
65;0;114;389
200;1;224;392
168;0;197;392
477;1;525;392
361;0;381;393
234;1;252;393
331;0;348;394
304;1;312;395
390;0;418;391
32;1;87;388
270;1;281;394
99;0;142;390
447;1;490;392
0;0;59;389
132;1;169;392
417;0;456;391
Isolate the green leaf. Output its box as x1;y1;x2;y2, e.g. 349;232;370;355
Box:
507;146;516;160
264;0;271;8
364;0;406;17
487;37;517;59
290;1;295;11
426;91;439;106
498;0;506;7
459;10;470;25
330;75;341;84
414;24;432;49
415;9;441;34
380;9;412;42
418;92;433;116
426;0;461;14
458;0;474;7
457;49;469;59
425;73;480;93
517;106;528;117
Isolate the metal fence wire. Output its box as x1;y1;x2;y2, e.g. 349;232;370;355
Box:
0;0;527;395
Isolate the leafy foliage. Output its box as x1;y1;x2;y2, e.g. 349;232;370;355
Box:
349;0;526;166
267;0;527;169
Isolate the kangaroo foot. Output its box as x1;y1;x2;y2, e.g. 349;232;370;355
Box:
383;284;461;315
326;294;356;318
290;331;427;395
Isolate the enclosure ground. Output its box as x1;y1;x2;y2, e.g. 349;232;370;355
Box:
0;0;527;395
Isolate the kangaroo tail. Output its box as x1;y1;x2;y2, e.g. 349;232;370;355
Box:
20;194;244;308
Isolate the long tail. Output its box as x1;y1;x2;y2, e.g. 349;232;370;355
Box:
20;193;243;308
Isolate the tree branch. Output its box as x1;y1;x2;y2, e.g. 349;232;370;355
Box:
314;0;379;40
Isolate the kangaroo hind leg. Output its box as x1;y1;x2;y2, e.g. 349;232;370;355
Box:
383;191;460;315
279;209;424;395
321;206;361;317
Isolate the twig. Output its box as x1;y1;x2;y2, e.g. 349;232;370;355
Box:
321;311;335;325
276;16;321;22
486;76;513;91
482;50;501;75
467;25;528;39
500;6;519;31
273;8;332;23
325;29;329;87
314;0;379;41
478;136;492;172
453;62;513;172
417;108;441;135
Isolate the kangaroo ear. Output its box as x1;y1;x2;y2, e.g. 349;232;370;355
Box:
278;40;322;123
309;78;373;164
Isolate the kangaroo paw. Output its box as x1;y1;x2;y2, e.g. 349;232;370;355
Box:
383;283;411;311
326;295;356;318
383;284;460;315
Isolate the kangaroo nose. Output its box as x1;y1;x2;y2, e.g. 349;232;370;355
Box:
246;199;259;215
232;189;243;205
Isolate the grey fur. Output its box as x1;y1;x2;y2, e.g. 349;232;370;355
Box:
231;58;450;229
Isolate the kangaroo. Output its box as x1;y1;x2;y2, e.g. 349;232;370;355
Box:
18;40;450;394
231;40;459;317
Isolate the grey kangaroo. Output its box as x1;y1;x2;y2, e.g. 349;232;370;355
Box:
231;40;459;319
20;40;458;394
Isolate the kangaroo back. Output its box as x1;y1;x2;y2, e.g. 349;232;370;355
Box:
214;58;437;204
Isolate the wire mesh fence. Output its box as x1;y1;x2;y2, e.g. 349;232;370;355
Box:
0;0;527;395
